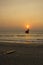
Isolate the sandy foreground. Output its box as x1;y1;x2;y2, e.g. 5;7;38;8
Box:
0;42;43;65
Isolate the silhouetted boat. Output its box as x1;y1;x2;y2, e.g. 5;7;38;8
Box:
25;29;29;34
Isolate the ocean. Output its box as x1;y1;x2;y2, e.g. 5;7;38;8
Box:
0;32;43;44
0;32;43;65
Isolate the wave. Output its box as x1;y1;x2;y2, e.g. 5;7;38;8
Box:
0;38;43;43
0;34;43;37
0;33;43;43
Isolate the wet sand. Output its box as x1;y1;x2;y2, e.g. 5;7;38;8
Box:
0;42;43;65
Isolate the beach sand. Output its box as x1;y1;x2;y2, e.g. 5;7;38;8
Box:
0;42;43;65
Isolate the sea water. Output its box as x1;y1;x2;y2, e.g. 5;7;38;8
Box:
0;32;43;44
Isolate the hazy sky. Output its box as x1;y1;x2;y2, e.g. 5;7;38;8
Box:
0;0;43;32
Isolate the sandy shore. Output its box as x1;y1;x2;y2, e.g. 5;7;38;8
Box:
0;42;43;65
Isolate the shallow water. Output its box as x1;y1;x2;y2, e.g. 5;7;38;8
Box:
0;32;43;44
0;32;43;65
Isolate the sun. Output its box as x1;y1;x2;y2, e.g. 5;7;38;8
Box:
26;24;30;29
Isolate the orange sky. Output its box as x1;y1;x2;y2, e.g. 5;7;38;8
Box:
0;0;43;32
